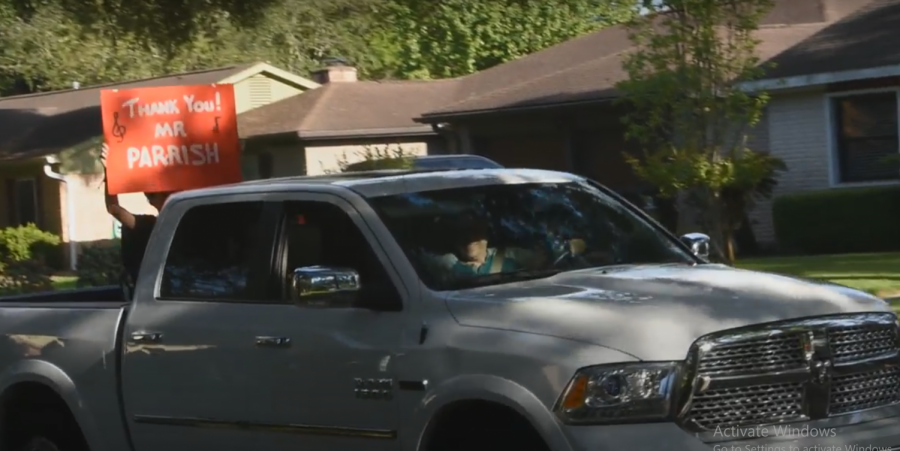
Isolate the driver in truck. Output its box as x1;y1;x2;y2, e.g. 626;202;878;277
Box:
100;143;174;287
434;212;587;276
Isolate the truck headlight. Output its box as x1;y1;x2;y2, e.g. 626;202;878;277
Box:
554;362;681;424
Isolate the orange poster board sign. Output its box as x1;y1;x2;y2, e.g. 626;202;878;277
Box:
100;84;242;195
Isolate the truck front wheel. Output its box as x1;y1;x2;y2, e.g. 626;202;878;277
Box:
0;382;89;451
424;400;550;451
17;436;62;451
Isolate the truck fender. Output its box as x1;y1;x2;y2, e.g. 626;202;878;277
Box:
402;374;573;451
0;359;104;451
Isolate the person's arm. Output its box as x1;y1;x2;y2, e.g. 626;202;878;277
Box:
100;143;137;229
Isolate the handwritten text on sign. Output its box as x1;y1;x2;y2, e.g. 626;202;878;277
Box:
101;84;242;195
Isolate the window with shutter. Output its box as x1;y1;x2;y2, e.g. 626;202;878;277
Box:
832;92;900;183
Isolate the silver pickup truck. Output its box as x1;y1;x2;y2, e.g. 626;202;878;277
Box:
0;168;896;451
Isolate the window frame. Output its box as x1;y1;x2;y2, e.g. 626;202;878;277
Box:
266;191;410;308
13;177;39;226
826;87;900;187
150;195;281;304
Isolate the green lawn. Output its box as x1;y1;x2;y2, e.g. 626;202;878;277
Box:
736;252;900;300
51;275;78;291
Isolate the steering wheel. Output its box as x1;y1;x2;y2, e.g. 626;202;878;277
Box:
552;249;592;269
552;250;573;267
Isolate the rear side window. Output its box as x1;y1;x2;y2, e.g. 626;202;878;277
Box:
160;202;265;300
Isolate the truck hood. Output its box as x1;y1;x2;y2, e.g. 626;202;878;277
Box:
444;264;891;361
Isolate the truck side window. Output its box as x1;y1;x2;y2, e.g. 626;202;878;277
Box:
160;201;265;301
282;201;402;310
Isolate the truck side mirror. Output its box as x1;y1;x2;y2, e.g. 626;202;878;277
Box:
679;232;710;261
290;266;360;308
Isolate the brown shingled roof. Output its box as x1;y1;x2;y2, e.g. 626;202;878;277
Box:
763;0;900;79
238;78;460;139
0;63;256;161
419;0;885;120
424;23;829;118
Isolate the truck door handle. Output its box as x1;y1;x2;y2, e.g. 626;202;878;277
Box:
255;336;291;348
129;331;163;344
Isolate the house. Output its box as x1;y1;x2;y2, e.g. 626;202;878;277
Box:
0;62;319;269
238;63;459;176
409;0;900;246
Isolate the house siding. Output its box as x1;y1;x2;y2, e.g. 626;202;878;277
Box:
232;75;304;114
305;140;430;175
243;137;443;178
749;90;830;245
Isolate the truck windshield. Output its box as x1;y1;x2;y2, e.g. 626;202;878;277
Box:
368;180;695;291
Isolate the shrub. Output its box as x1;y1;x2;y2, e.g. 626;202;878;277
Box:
76;243;122;287
772;185;900;254
0;224;60;263
0;225;59;295
337;144;415;172
0;256;54;295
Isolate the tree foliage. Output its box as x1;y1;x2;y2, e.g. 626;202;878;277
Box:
0;0;637;93
377;0;640;79
615;0;783;263
0;0;386;93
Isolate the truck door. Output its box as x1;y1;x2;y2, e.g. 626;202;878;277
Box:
121;197;279;451
247;194;408;451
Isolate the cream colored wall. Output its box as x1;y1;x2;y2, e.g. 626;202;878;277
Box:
232;74;304;114
305;142;429;175
63;174;157;245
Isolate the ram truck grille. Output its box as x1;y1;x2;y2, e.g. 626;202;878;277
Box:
681;313;900;431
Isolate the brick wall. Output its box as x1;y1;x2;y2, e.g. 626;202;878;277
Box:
748;90;830;244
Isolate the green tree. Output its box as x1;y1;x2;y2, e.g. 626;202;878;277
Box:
221;0;389;79
0;0;386;93
375;0;640;79
4;0;279;54
615;0;783;263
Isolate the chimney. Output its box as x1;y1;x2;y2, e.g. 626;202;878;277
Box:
312;58;357;84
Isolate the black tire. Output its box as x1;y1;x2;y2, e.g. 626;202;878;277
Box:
16;436;62;451
434;424;550;451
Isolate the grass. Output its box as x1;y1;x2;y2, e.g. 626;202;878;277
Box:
51;275;78;290
736;252;900;302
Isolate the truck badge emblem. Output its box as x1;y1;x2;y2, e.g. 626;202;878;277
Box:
354;378;394;400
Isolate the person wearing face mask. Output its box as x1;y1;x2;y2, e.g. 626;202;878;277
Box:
100;143;174;287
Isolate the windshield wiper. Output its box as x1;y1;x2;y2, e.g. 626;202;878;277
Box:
452;268;563;289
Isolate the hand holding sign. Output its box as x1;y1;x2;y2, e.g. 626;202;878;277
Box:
100;143;109;168
100;84;242;195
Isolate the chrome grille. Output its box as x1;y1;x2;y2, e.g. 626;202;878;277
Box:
830;367;900;414
828;326;898;363
687;382;804;429
697;332;805;376
681;313;900;431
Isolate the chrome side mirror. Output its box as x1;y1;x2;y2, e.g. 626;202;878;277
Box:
680;232;710;260
290;266;360;308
